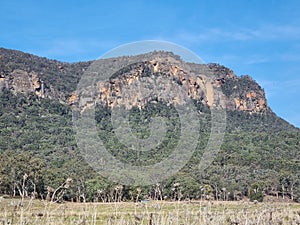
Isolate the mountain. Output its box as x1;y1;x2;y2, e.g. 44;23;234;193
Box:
0;48;269;113
0;47;299;203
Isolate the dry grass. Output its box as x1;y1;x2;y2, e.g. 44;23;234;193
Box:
0;198;299;224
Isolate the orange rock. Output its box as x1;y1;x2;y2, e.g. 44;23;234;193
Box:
69;94;78;104
259;99;265;106
246;92;251;99
234;98;241;107
35;90;42;97
171;65;178;75
33;79;40;89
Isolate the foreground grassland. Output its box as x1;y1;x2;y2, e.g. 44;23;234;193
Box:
0;199;299;225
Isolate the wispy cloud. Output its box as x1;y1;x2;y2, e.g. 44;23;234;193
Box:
243;52;300;64
173;24;300;44
243;56;271;65
279;53;300;62
175;29;251;43
250;24;300;40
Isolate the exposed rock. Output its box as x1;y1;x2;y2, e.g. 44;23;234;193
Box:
0;47;270;114
69;94;78;104
0;76;5;91
11;69;33;94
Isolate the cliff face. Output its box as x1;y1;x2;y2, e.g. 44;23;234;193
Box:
71;56;226;111
0;47;91;100
0;47;269;114
1;69;46;97
70;52;270;114
204;64;268;113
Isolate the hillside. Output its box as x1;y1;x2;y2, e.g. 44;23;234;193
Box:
0;47;299;203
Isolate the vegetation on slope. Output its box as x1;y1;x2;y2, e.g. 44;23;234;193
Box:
0;88;299;203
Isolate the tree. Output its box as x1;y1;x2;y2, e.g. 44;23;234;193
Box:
50;178;73;202
249;182;264;202
85;177;111;202
0;152;45;198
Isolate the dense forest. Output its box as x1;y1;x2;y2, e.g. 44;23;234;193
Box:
0;88;299;203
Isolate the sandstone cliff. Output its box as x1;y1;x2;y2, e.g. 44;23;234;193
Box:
0;47;269;114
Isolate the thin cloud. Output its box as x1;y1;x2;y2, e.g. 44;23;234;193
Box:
250;25;300;40
279;53;300;62
174;24;300;44
175;29;251;43
244;56;271;65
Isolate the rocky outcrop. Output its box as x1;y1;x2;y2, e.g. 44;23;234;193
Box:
0;47;269;114
233;93;267;113
0;47;91;100
71;54;269;114
5;69;45;97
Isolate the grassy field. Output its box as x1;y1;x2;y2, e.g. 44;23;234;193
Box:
0;198;299;225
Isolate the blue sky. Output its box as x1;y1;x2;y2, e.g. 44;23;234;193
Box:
1;0;300;127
